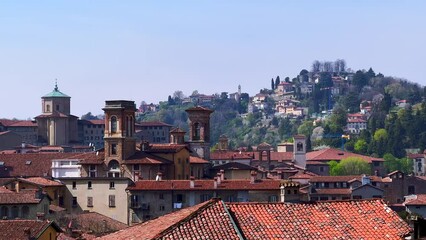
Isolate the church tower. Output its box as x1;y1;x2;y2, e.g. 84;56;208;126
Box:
36;82;78;145
185;106;213;160
103;100;136;177
293;135;307;168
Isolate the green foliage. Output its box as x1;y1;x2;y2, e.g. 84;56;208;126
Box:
373;129;388;141
384;153;413;174
329;157;371;176
354;139;368;154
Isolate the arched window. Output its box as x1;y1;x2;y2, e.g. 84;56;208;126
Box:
193;123;200;140
1;206;8;219
46;105;50;112
11;206;18;219
108;160;120;178
111;116;117;133
21;206;29;218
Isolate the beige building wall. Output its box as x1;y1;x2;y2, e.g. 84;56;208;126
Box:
60;178;129;224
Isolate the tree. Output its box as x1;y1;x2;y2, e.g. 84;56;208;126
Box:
81;112;98;120
384;153;413;174
323;61;333;72
354;139;368;154
366;68;376;79
352;70;368;90
329;157;371;176
275;76;280;88
285;77;290;83
271;78;275;90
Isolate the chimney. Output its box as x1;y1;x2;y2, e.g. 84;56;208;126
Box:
155;172;162;181
361;174;371;185
220;169;225;181
134;172;139;182
216;173;221;185
280;185;285;202
250;171;257;184
213;177;218;189
190;176;195;188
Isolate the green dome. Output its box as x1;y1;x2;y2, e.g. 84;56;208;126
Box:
42;83;70;98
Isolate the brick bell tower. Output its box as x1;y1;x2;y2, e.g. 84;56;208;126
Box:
185;106;214;160
103;100;136;177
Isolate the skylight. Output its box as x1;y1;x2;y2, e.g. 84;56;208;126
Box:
26;160;32;165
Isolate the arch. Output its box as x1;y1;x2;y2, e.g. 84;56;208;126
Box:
1;206;8;218
46;104;51;112
111;116;118;133
21;206;29;218
108;160;120;177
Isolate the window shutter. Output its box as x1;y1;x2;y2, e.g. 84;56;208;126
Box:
109;195;116;207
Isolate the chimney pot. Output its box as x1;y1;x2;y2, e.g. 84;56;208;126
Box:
216;173;221;185
220;170;225;181
156;172;162;181
190;176;195;188
213;177;218;189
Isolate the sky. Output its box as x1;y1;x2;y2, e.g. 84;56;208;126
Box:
1;1;425;120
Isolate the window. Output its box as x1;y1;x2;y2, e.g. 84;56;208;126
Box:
21;206;29;218
11;206;19;219
110;181;115;189
268;195;278;202
88;181;92;189
56;105;59;111
297;142;303;151
87;197;93;207
193;123;200;140
133;164;140;171
46;105;50;112
176;194;185;203
111;144;117;155
293;190;298;194
324;183;329;188
353;195;362;200
159;205;165;211
72;197;78;207
159;193;164;200
109;195;116;207
72;181;77;189
319;167;324;172
319;197;329;201
111;116;117;133
131;195;139;208
89;165;97;177
287;190;291;194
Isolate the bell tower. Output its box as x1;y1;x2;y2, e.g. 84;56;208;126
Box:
103;100;136;172
293;135;306;169
185;106;213;160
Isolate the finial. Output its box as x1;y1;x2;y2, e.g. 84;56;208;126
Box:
54;79;58;91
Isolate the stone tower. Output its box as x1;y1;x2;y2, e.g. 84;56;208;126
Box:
218;134;229;151
185;106;213;160
293;135;307;169
103;100;136;177
35;82;78;145
170;127;186;144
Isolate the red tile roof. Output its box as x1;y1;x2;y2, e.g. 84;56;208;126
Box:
228;200;411;239
407;153;424;159
0;190;41;204
0;186;13;193
307;148;383;163
127;179;283;191
0;220;61;239
64;211;127;236
189;156;209;164
347;118;367;123
0;152;102;177
18;177;64;187
185;106;214;113
145;144;188;153
8;120;38;127
100;199;411;240
99;200;238;240
124;151;171;165
404;194;426;206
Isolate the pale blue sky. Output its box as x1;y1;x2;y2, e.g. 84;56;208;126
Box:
1;1;425;119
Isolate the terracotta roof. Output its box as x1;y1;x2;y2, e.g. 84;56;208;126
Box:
35;111;70;118
347;118;367;123
100;199;411;240
0;220;61;239
311;188;352;195
49;204;66;212
404;194;426;206
7;120;38;127
144;144;188;153
189;156;209;164
61;211;127;236
18;177;64;187
0;186;13;193
210;151;254;160
307;148;383;163
170;127;185;133
99;200;238;240
0;152;102;177
289;172;317;179
407;153;424;159
125;151;171;165
127;179;283;191
310;175;382;183
228;200;411;239
0;190;41;204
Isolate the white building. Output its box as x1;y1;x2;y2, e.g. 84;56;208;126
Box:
51;159;81;178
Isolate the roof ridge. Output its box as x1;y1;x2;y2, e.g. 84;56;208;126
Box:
221;200;245;240
153;198;221;239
